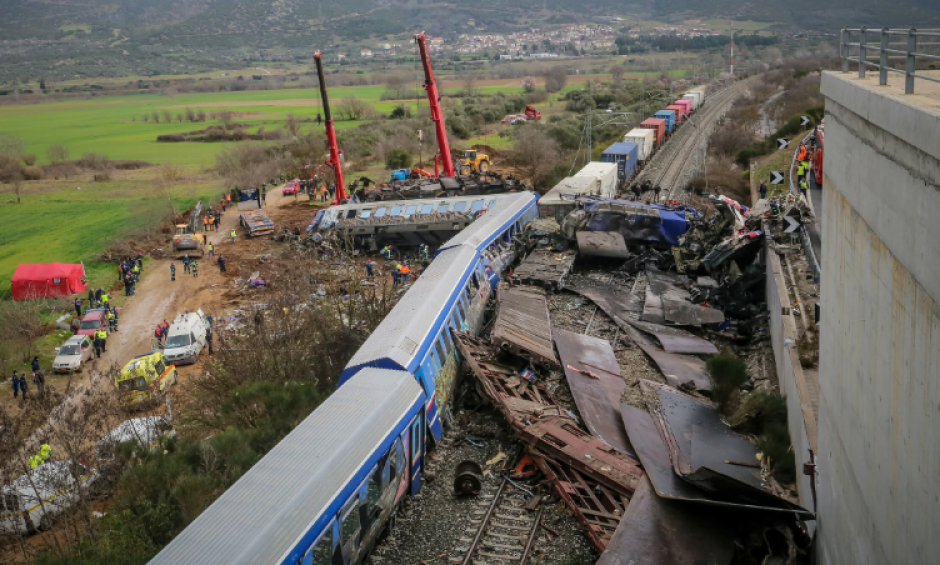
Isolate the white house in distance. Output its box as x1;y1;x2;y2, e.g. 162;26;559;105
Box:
360;48;373;58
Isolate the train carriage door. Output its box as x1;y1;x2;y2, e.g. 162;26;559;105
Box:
409;413;425;496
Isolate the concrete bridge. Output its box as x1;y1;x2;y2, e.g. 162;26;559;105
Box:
817;67;940;564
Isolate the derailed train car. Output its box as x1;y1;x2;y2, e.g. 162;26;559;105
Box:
148;191;540;565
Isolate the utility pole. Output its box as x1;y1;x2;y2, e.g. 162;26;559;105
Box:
586;110;592;164
729;23;735;79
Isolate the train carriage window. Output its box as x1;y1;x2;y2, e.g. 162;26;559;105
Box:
405;205;417;216
471;272;481;290
455;297;467;321
375;207;387;218
390;206;403;216
366;464;383;521
453;202;467;213
305;525;333;565
487;199;497;209
359;209;372;219
437;202;450;213
421;204;434;215
411;418;422;460
387;438;403;486
340;495;360;546
441;324;455;352
434;339;446;364
470;200;484;213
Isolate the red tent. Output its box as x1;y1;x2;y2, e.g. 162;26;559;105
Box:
11;263;87;301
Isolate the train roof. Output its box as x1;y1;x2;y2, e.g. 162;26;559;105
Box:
438;190;537;253
147;368;424;565
342;245;478;379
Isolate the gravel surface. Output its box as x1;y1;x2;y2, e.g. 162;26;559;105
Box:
369;409;595;565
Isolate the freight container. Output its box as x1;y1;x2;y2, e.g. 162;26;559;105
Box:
654;111;676;133
682;93;699;111
666;105;685;123
574;161;619;197
641;118;667;145
688;89;705;108
601;142;639;183
674;99;692;117
623;128;654;161
539;176;601;219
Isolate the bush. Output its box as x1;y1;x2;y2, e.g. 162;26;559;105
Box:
156;134;186;142
78;152;110;170
22;165;43;180
390;105;411;119
386;147;412;170
705;355;750;411
22;153;36;166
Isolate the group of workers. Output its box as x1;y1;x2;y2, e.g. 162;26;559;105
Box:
153;320;171;346
118;254;143;296
28;442;52;469
9;358;46;402
203;208;223;231
376;244;432;289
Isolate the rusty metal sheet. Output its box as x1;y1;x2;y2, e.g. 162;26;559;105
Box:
647;267;726;326
642;287;666;324
624;326;712;393
621;399;811;517
521;415;642;495
529;452;628;554
596;476;735;565
492;286;559;369
663;298;726;326
553;328;633;456
576;231;629;258
655;333;719;355
511;249;576;290
568;284;718;355
621;403;709;502
652;382;813;517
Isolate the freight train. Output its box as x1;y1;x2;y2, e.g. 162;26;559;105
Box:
147;190;540;565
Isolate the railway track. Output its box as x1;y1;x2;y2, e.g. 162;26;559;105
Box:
457;478;543;565
636;79;750;203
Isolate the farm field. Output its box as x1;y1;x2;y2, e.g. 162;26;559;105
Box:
0;70;686;167
0;167;221;293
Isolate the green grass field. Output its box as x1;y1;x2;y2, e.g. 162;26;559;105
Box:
0;170;221;293
0;70;686;167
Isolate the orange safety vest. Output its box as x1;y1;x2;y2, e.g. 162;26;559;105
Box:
400;265;410;275
797;145;808;161
203;216;208;225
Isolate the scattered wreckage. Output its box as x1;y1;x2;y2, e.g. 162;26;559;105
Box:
355;171;527;202
438;190;818;564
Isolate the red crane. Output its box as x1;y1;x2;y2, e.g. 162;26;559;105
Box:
414;32;455;178
313;51;346;204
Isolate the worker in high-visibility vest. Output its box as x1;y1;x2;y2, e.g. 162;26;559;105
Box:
29;454;42;469
39;443;52;463
800;178;809;199
400;263;411;284
796;161;806;182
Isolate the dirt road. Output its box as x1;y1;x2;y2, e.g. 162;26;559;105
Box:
4;191;318;457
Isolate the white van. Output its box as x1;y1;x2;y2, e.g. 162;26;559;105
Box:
0;461;98;534
160;309;210;365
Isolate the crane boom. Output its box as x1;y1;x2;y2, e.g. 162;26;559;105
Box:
414;32;455;178
313;51;346;203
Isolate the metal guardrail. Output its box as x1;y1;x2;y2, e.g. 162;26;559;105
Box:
841;27;940;94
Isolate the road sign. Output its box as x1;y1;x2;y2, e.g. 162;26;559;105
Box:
783;216;800;234
770;171;785;184
777;138;789;150
801;116;811;126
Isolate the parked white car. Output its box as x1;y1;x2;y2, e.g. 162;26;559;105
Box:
53;335;94;373
158;309;210;365
0;461;98;535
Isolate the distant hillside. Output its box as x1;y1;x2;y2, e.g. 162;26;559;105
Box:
1;0;938;83
3;0;939;40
